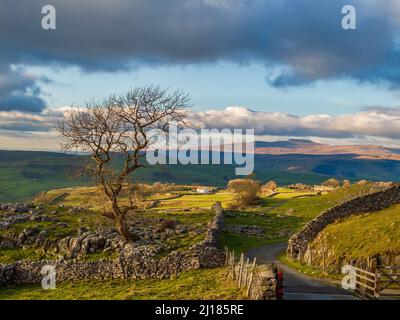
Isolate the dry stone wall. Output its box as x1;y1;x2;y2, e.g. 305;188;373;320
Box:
199;202;224;248
0;245;224;285
287;183;400;259
247;265;278;300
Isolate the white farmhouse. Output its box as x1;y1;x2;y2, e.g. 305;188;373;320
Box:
196;187;212;194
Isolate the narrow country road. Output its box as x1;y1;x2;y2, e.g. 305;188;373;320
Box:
246;242;357;300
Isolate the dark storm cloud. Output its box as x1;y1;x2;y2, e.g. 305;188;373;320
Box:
0;94;46;113
1;0;400;112
0;66;47;112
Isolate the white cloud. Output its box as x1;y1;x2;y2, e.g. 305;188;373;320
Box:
189;106;400;141
3;105;400;150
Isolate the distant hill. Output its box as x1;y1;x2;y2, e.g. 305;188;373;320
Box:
254;139;400;160
2;144;400;202
255;139;317;149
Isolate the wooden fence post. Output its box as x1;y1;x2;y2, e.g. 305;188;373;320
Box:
225;249;261;298
243;258;250;287
231;251;235;280
246;258;256;298
246;273;253;297
371;259;380;299
237;253;244;286
227;250;231;279
374;271;381;299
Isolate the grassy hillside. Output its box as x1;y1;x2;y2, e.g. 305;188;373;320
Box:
2;150;400;203
308;204;400;271
0;151;89;203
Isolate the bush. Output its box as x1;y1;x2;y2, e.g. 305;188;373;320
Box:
342;179;351;188
261;180;278;194
322;178;340;188
356;179;368;185
227;179;261;209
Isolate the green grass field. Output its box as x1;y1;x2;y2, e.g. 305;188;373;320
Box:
0;268;246;300
153;192;234;210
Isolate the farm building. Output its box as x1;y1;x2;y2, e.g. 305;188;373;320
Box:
196;187;213;194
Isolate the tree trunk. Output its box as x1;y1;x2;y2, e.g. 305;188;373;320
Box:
116;217;132;242
111;198;132;242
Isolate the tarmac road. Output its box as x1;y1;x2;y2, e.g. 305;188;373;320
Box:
246;242;357;300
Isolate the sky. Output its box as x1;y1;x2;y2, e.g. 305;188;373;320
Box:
2;0;400;150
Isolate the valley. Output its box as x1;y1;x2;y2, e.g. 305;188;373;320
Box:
2;145;400;203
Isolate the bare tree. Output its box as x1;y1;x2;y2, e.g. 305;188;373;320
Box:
58;86;191;242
